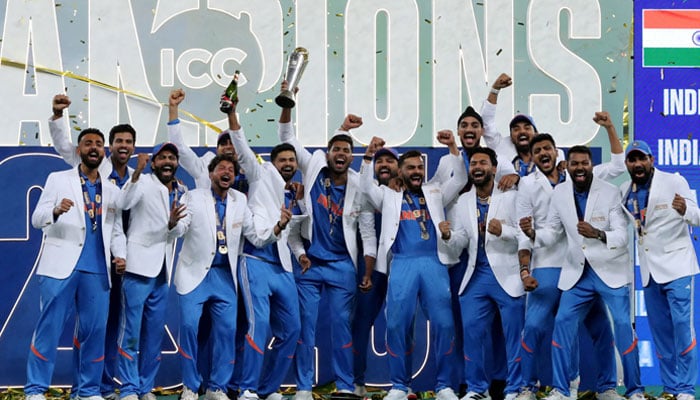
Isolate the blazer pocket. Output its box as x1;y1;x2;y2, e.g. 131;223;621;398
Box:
663;242;688;253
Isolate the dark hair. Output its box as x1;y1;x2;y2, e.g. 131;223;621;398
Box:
469;147;498;166
398;150;423;167
77;128;105;144
566;145;592;161
529;133;556;153
108;124;136;145
271;143;296;162
327;133;354;151
457;106;483;127
208;154;240;176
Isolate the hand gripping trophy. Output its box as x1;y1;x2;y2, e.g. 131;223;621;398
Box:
275;47;309;108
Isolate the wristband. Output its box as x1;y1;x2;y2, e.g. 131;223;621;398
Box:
277;221;287;231
490;87;500;95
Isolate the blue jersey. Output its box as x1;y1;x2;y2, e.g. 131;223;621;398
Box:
211;191;230;268
75;174;107;274
391;191;437;256
474;198;491;271
307;170;349;261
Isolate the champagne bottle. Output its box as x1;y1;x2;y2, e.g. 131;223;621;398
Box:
219;70;240;114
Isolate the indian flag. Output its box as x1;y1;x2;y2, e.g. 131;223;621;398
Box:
642;9;700;67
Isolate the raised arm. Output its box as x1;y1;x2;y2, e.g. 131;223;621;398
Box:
592;111;625;181
167;89;209;185
436;130;468;205
358;136;386;210
480;73;513;150
49;94;81;167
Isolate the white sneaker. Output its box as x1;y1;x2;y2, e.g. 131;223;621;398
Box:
294;391;313;400
384;389;408;400
121;395;138;400
206;389;230;400
354;386;367;397
504;394;517;400
181;387;199;400
26;395;47;400
676;394;695;400
240;391;260;400
515;389;536;400
543;390;568;400
104;393;119;400
140;393;157;400
597;389;625;400
436;388;459;400
628;393;646;400
263;394;284;400
569;376;580;400
461;391;491;400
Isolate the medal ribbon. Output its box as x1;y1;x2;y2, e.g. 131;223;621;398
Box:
212;191;227;253
629;170;653;237
513;157;536;177
404;191;430;240
476;196;490;238
324;174;345;235
79;170;102;231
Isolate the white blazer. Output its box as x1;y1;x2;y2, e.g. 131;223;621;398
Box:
620;169;700;286
168;122;215;189
278;122;375;268
32;166;126;286
359;152;467;274
49;117;134;180
535;177;631;291
450;188;525;298
516;169;567;269
230;127;306;272
172;188;279;295
118;174;180;282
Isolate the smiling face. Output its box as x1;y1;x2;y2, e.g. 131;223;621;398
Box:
217;135;237;158
78;133;105;169
399;155;425;192
326;139;353;175
210;159;236;193
510;122;536;154
151;150;179;184
625;152;654;185
458;116;483;149
272;149;298;182
109;131;135;166
567;151;593;191
531;139;558;176
469;152;496;188
374;154;399;185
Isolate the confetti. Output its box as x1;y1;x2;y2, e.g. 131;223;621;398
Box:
496;49;502;56
336;13;344;17
424;19;431;24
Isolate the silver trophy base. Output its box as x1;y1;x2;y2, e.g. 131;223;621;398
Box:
275;90;296;108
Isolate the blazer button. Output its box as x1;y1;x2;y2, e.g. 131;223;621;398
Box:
211;252;215;256
82;227;86;231
79;243;83;247
581;245;586;250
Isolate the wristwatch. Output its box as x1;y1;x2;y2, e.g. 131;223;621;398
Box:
596;229;605;241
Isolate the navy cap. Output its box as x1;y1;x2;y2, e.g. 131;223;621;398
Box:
152;142;179;161
625;140;653;158
374;147;399;161
509;114;537;132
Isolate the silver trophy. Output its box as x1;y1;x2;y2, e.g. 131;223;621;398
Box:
276;47;309;108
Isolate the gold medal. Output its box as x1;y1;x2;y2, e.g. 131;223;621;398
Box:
217;231;225;240
218;244;228;254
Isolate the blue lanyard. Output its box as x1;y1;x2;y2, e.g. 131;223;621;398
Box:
79;170;102;231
